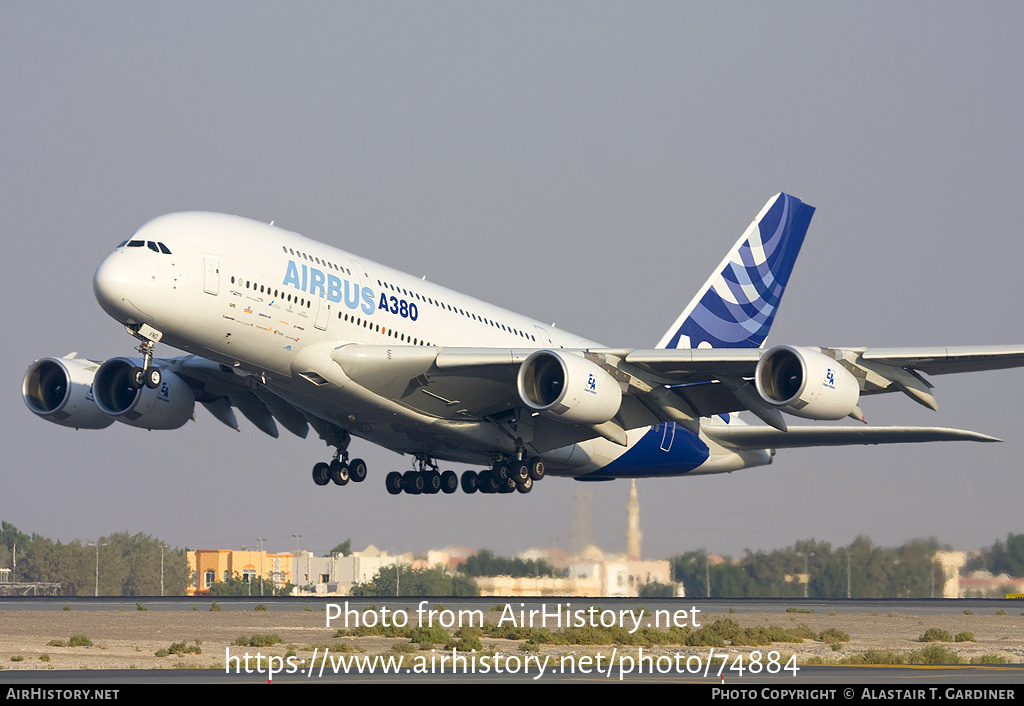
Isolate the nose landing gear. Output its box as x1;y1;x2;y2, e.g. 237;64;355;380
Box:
125;324;164;390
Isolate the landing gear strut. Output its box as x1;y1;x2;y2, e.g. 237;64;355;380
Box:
126;324;163;390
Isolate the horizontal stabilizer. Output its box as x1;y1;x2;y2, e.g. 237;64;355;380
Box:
704;425;1001;450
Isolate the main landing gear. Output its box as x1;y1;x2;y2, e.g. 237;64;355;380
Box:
385;455;458;496
460;457;545;496
312;450;368;488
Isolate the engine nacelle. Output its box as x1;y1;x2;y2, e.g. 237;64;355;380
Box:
23;357;115;429
517;350;622;425
93;357;195;430
755;346;860;420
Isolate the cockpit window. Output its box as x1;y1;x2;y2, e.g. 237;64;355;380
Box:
127;240;145;247
158;242;171;254
117;240;128;248
147;241;160;252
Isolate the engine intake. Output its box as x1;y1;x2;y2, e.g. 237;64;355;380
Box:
93;357;195;429
22;357;114;429
517;351;621;425
755;346;860;420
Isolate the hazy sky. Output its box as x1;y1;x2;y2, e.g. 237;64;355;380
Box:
4;3;1023;562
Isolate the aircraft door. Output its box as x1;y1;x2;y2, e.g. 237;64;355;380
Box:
314;298;330;330
203;257;220;295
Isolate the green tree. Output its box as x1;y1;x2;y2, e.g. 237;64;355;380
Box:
461;549;558;578
99;532;190;596
19;538;92;595
209;572;294;597
351;565;478;596
638;581;674;597
330;539;353;557
983;533;1024;577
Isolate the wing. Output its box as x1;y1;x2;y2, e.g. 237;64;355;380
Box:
164;356;312;439
704;424;1001;450
322;342;1024;451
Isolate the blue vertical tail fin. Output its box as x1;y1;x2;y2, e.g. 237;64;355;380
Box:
656;193;814;350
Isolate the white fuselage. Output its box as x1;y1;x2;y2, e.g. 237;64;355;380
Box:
93;212;768;477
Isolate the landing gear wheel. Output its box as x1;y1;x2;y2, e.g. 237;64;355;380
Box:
510;461;530;484
330;460;350;486
423;470;442;494
348;458;368;483
385;471;403;495
499;476;517;493
480;470;499;494
461;470;479;494
529;457;546;481
441;470;458;494
144;367;161;389
516;475;533;493
403;470;424;495
312;462;331;486
129;367;145;390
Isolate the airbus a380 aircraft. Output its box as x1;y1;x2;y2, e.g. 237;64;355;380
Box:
23;193;1024;497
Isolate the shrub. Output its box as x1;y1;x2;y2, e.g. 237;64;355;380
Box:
254;604;267;612
819;628;850;644
454;635;483;652
409;626;450;646
971;655;1008;664
919;628;953;643
954;632;975;642
167;640;202;655
68;635;92;647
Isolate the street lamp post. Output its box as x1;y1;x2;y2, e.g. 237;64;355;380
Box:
89;542;107;597
160;544;170;597
257;538;266;597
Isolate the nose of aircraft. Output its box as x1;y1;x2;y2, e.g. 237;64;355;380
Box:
94;251;150;324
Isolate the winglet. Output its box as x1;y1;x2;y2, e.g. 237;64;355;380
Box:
657;193;814;350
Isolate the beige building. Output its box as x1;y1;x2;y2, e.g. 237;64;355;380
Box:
294;545;413;595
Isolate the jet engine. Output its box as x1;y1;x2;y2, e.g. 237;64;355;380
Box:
22;357;114;429
93;357;195;430
517;350;621;425
755;345;860;420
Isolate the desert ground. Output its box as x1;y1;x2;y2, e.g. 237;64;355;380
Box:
1;604;1021;671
